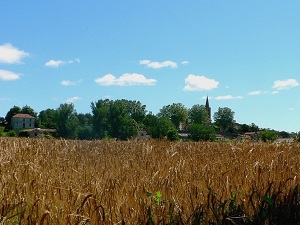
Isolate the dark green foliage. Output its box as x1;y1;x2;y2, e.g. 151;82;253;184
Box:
189;104;210;125
56;103;79;139
213;107;235;132
158;103;188;129
5;105;21;126
188;123;216;141
91;99;144;140
167;128;180;141
259;130;277;142
39;108;57;129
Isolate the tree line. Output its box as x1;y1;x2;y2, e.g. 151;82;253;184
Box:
1;99;295;141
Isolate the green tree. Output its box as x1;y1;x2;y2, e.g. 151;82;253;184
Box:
259;130;277;142
250;123;259;132
91;99;111;139
91;99;140;140
21;105;37;118
124;100;147;125
279;131;290;138
189;104;209;125
240;124;251;132
157;116;175;139
167;128;180;141
188;123;216;141
158;103;188;129
143;114;159;138
39;109;57;129
56;103;79;138
213;107;235;132
5;105;21;126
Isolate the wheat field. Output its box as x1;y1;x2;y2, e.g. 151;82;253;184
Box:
0;138;299;224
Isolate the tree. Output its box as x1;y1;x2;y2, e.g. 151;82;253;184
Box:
167;128;180;141
143;114;159;138
156;116;176;139
39;108;57;129
123;100;147;125
56;103;79;138
188;123;216;141
5;105;21;126
91;99;111;139
91;99;140;140
21;105;37;118
158;103;188;129
250;123;259;132
213;107;235;132
189;104;209;125
259;130;277;142
279;131;290;138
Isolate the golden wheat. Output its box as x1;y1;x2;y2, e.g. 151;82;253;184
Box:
0;138;299;224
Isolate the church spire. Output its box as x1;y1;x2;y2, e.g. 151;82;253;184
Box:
205;96;210;108
205;96;211;123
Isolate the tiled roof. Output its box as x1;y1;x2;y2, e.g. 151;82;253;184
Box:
12;113;35;119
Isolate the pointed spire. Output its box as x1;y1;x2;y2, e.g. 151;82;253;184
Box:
205;96;210;108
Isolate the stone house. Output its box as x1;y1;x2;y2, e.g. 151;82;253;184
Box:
11;114;35;131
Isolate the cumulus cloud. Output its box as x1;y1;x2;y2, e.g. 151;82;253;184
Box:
181;61;189;65
45;58;80;67
95;73;157;86
66;96;82;103
0;70;21;81
183;74;219;91
0;43;29;64
140;60;177;69
45;60;65;67
215;95;243;100
273;79;299;90
61;80;75;86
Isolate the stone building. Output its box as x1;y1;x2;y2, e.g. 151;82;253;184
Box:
11;113;35;131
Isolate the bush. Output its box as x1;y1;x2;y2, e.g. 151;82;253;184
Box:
167;128;180;141
7;130;17;137
188;123;216;141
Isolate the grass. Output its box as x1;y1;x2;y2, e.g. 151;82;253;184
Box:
0;138;299;224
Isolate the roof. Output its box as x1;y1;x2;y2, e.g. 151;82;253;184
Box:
12;113;35;119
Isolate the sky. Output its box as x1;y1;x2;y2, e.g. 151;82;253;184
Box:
1;1;300;132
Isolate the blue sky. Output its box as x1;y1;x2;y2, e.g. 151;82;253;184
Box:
1;1;300;132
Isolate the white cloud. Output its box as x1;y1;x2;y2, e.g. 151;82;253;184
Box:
272;91;279;94
273;79;299;90
61;80;75;86
0;70;21;81
215;95;243;100
140;59;177;69
95;73;157;86
0;43;29;64
61;79;82;86
66;96;82;103
183;74;219;91
45;58;80;67
45;60;65;67
248;90;266;95
181;61;189;65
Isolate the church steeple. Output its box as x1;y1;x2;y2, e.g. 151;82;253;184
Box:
205;96;211;123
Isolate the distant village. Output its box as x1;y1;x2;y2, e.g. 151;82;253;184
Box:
1;97;298;142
